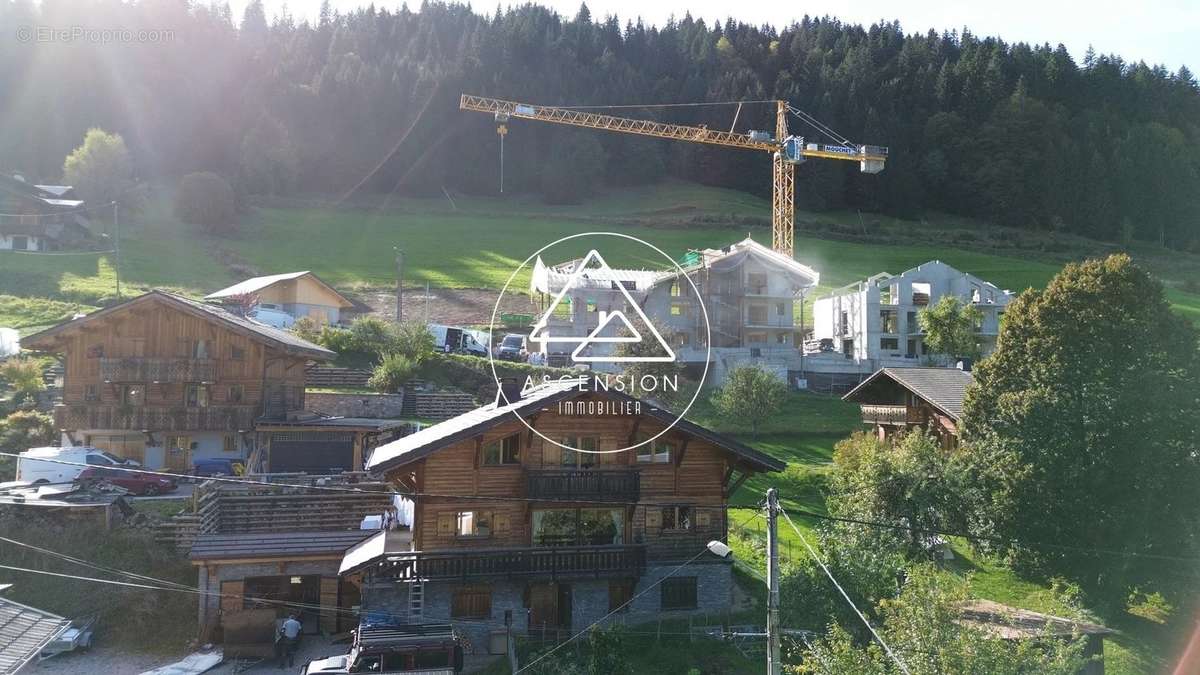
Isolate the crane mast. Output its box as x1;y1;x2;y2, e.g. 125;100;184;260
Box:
460;94;887;258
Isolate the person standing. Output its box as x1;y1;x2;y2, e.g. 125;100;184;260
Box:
278;614;302;669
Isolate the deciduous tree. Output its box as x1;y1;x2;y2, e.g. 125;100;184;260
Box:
710;365;786;436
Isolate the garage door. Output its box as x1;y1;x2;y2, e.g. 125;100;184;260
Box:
268;432;354;473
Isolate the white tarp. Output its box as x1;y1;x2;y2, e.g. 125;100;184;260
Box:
0;327;18;357
138;650;223;675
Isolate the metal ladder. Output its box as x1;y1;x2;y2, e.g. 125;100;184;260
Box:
408;581;425;623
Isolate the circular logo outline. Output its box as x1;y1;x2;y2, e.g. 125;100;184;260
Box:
488;232;711;455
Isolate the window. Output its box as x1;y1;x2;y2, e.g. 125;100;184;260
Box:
127;338;146;358
86;344;104;358
230;345;245;360
747;272;768;294
228;384;244;403
167;435;192;453
839;311;850;335
675;332;690;347
586;300;597;313
185;384;210;408
907;311;918;333
880;337;900;351
776;302;786;316
532;509;624;546
670;280;681;297
670;303;685;317
660;577;698;610
456;511;492;537
745;331;767;344
451;585;491;618
609;579;635;612
842;339;854;359
880;309;898;333
84;384;99;402
748;304;768;324
11;236;28;250
222;435;237;453
560;436;598;468
662;505;692;531
775;332;789;344
119;384;145;406
178;339;210;359
636;437;672;463
482;433;520;465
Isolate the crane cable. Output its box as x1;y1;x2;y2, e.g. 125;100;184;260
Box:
787;105;857;149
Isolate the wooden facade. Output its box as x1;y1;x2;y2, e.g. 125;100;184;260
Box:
22;291;332;466
372;389;781;579
843;367;971;449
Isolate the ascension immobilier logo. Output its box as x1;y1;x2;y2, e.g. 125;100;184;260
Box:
489;232;711;456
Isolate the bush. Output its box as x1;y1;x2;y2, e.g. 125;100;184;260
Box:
348;317;396;355
368;354;418;393
392;321;435;363
174;172;236;232
0;357;46;405
0;411;56;468
290;316;322;343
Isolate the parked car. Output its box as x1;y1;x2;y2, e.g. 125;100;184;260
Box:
192;457;245;477
16;447;140;485
247;305;296;329
76;467;177;496
495;333;528;362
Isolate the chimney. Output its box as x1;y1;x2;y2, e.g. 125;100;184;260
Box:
956;358;973;372
497;377;523;405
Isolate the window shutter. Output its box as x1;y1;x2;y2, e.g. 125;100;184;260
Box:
437;513;455;537
494;513;511;536
645;509;662;528
219;580;244;614
696;510;712;528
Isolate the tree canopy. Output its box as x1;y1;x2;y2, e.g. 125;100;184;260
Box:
961;254;1200;597
918;296;984;361
3;2;1198;246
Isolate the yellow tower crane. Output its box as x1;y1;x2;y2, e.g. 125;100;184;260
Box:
460;94;887;258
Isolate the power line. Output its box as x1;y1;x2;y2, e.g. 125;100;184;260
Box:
787;507;1200;565
780;508;912;675
515;545;713;673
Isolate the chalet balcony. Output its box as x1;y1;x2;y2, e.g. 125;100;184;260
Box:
100;357;217;383
860;404;912;426
376;545;646;581
527;469;640;502
55;404;257;431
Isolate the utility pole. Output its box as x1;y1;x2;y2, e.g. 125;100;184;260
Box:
113;201;122;299
766;488;782;675
394;247;404;324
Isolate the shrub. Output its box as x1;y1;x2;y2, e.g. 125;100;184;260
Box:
290;316;322;343
392;321;435;363
0;410;56;456
174;172;236;232
348;317;398;355
368;354;417;393
0;357;46;405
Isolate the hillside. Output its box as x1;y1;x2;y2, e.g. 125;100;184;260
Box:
3;181;1199;336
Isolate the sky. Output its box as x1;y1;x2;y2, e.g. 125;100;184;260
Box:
233;0;1198;72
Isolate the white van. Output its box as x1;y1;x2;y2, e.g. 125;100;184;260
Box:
15;446;140;485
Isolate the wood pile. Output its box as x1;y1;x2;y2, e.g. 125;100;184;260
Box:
305;366;372;389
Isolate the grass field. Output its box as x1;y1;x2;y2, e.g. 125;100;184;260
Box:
3;181;1198;335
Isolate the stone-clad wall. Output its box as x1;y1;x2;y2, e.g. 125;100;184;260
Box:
306;392;405;419
387;562;733;654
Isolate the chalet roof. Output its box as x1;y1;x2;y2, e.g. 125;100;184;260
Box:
957;599;1114;640
20;290;335;361
0;595;72;674
366;380;786;474
0;174;84;211
205;271;354;308
844;367;973;421
339;529;414;575
190;530;374;561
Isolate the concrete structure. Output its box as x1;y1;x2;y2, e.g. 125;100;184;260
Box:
811;260;1013;370
530;238;819;383
205;271;355;326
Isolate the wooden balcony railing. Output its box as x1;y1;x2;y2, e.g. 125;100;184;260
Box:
55;404;258;431
100;357;217;383
377;545;646;581
860;404;911;425
527;469;640;502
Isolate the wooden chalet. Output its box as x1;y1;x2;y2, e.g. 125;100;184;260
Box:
0;173;92;251
842;366;973;448
21;290;335;470
342;380;784;651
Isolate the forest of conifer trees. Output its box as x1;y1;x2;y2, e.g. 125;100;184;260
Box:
2;0;1198;248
